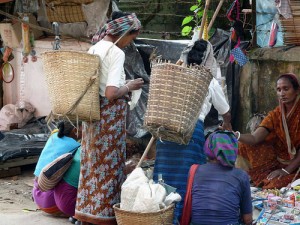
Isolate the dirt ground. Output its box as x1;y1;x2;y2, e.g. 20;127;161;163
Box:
0;164;70;225
0;163;262;225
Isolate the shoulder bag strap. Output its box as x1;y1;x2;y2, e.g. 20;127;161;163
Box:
181;164;199;225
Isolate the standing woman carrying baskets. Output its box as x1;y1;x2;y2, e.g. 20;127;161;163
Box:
74;11;143;225
153;37;232;223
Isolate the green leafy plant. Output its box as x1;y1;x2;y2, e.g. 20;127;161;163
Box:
181;0;212;37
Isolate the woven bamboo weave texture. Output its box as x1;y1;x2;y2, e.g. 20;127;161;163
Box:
42;50;100;121
46;3;87;23
144;63;212;145
113;203;174;225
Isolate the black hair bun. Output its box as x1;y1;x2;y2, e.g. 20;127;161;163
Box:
57;121;75;138
57;121;65;138
193;39;208;52
187;39;208;66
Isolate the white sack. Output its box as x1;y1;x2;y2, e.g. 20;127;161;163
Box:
164;192;182;207
120;168;148;211
0;101;35;131
132;181;167;213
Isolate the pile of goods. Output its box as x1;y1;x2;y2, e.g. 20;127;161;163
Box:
252;185;300;225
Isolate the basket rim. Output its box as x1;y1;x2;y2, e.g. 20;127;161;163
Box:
151;62;211;72
113;203;174;215
41;50;100;57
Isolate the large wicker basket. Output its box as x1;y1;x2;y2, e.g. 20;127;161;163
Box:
42;50;100;122
144;63;212;144
113;203;174;225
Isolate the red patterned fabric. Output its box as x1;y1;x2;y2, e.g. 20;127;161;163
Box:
239;97;300;189
75;97;127;225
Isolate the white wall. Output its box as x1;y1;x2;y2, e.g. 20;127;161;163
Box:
3;38;92;117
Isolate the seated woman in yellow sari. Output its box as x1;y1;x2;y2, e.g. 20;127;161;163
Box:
237;73;300;189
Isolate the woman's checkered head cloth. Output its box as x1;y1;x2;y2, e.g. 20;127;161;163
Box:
204;130;238;167
92;13;141;44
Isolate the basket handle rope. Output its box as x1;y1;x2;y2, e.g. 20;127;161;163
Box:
46;72;97;128
98;23;136;64
64;73;98;116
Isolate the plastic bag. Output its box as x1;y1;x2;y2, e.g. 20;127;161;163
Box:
121;168;168;213
132;181;167;213
82;0;110;38
120;168;149;211
14;0;38;14
268;21;279;47
256;1;283;47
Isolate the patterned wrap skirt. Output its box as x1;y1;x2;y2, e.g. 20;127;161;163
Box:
153;120;207;224
75;96;127;225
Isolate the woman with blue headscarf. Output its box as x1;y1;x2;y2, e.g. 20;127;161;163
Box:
182;131;253;225
75;11;143;225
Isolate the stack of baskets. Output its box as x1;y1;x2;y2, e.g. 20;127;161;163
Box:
144;62;212;144
113;203;174;225
42;50;100;122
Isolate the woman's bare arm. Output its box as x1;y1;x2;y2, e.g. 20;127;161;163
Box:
267;148;300;180
285;149;300;174
238;126;269;145
220;111;232;131
105;86;130;101
105;78;144;101
242;213;253;225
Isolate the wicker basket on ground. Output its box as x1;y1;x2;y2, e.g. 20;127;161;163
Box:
144;62;212;145
113;203;174;225
42;50;100;122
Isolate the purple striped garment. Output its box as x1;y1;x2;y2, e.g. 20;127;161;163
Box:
204;131;238;167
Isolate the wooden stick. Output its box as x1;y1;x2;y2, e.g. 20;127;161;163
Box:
136;136;156;168
199;0;212;39
207;0;225;34
252;0;257;47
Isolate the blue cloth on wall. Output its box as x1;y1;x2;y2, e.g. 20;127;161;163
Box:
34;133;80;177
153;120;206;224
231;47;249;66
256;0;283;47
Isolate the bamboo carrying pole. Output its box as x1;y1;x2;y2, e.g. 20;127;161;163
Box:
207;0;225;34
198;0;212;39
136;136;156;168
